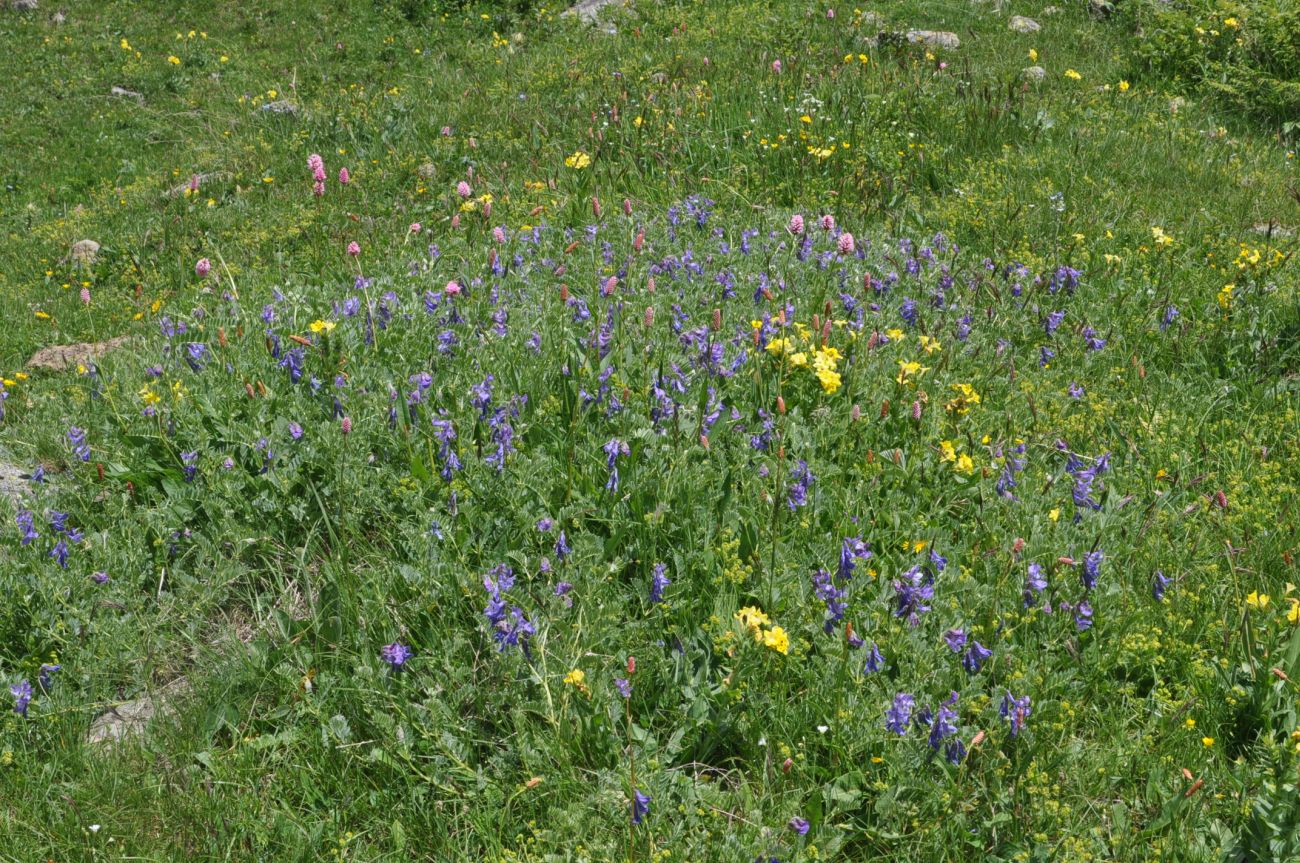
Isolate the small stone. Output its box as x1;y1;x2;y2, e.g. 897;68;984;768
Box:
1088;0;1114;17
564;0;627;23
110;86;144;103
906;30;960;49
87;678;189;749
258;100;298;115
9;0;38;10
1022;65;1047;82
0;457;38;508
69;239;99;265
1252;222;1294;239
26;336;132;372
1009;16;1040;33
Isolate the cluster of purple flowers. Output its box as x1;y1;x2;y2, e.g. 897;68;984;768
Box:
483;565;535;656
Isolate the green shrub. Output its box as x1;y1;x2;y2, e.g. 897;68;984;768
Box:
1126;0;1300;131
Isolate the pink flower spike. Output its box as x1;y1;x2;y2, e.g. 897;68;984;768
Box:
493;226;506;244
340;416;352;435
444;280;462;295
80;287;91;306
838;232;855;255
441;126;452;136
338;167;350;185
195;258;211;277
451;213;461;229
409;222;422;234
346;242;361;257
820;214;835;232
788;214;805;235
772;59;782;73
456;181;472;198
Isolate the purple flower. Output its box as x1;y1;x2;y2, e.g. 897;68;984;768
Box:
381;641;413;669
892;565;933;626
788;817;810;836
812;568;847;633
1044;310;1066;336
927;694;960;753
1082;326;1106;351
885;692;915;735
1023;562;1048;607
1160;305;1179;332
864;642;885;673
49;537;69;569
632;789;651;825
962;641;992;674
838;537;872;582
1081;550;1103;591
288;421;303;440
181;451;198;482
38;663;60;690
603;438;629;493
67;426;90;462
15;510;38;546
555;531;572;560
999;690;1031;737
10;680;32;717
469;374;494;419
615;678;632;699
1068;382;1085;399
1039;346;1055;367
91;571;109;584
650;563;671;604
943;628;967;653
1074;600;1094;631
483;565;535;656
787;460;814;510
1152;570;1170;601
536;518;554;533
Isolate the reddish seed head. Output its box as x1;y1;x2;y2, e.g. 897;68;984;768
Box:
634;229;644;253
218;327;228;349
560;284;570;302
341;416;352;435
711;308;721;331
777;396;786;415
821;320;832;344
603;276;618;296
451;213;461;229
782;758;793;773
647;277;656;294
96;462;104;482
812;314;821;333
627;656;636;675
623;198;633;216
880;398;890;418
483;200;492;219
700;434;710;449
643;306;654;328
592;196;601;218
1012;537;1025;554
1214;490;1228;510
850;404;861;422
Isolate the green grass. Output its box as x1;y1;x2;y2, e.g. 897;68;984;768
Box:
1;0;1299;860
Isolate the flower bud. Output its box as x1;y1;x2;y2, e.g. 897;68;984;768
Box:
711;308;721;331
776;396;786;415
643;306;654;328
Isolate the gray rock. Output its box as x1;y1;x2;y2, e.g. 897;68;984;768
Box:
1252;222;1294;239
87;678;189;749
1022;65;1047;82
258;100;298;115
1009;15;1040;33
906;30;960;49
26;336;132;372
9;0;38;10
69;238;99;265
110;86;144;103
1088;0;1114;17
0;458;36;508
564;0;624;32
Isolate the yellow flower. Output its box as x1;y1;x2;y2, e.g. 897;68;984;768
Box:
309;319;336;334
812;346;841;371
564;151;592;170
1223;17;1239;29
910;540;928;553
918;335;941;355
139;384;161;406
816;367;842;394
945;383;980;414
736;606;771;631
1064;69;1082;80
954;454;974;474
763;626;790;655
1287;598;1300;625
788;352;808;368
1118;80;1130;92
1185;718;1196;729
1151;226;1175;248
167;55;181;65
765;338;792;356
895;360;929;385
563;668;589;696
799;115;812;124
120;38;131;50
1049;508;1061;523
939;440;957;462
1246;591;1270;610
885;328;904;341
1028;48;1038;61
1217;284;1234;309
34;311;50;320
1202;737;1215;747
